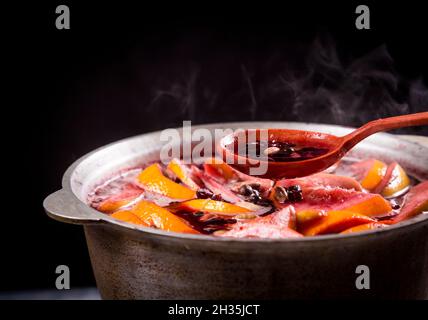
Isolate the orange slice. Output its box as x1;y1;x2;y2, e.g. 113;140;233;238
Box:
131;200;199;234
138;164;196;200
381;163;410;198
360;159;387;191
111;210;148;226
204;157;238;181
99;198;134;213
167;158;200;190
343;194;392;217
340;222;387;234
170;199;252;215
301;210;375;236
296;209;327;229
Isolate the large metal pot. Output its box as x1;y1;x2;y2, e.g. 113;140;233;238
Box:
43;122;428;299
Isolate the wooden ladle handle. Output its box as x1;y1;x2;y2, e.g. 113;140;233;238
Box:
342;111;428;151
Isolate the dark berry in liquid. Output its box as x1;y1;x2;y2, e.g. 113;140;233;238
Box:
241;140;329;162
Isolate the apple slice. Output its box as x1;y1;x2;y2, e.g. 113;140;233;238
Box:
275;173;362;192
217;223;303;239
97;184;143;213
286;187;392;218
389;181;428;223
217;206;303;239
204;157;274;194
194;168;242;203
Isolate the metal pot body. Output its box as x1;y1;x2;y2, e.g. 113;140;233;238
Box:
43;122;428;299
84;219;428;299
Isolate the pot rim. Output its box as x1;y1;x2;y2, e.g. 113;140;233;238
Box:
45;121;428;244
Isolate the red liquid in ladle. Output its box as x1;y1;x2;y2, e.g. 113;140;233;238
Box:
238;140;330;162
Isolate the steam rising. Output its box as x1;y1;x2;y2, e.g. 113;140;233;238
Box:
147;36;427;134
283;38;411;126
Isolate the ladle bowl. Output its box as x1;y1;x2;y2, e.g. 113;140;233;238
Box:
218;112;428;179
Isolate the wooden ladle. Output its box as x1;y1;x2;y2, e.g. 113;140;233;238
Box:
217;112;428;179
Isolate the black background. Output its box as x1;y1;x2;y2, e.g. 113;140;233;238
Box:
2;1;427;293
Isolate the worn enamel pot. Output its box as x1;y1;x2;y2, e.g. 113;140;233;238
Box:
43;122;428;299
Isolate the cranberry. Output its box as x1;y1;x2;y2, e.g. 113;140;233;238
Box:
287;185;303;202
196;188;214;199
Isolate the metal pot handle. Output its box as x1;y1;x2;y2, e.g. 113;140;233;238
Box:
43;189;102;225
